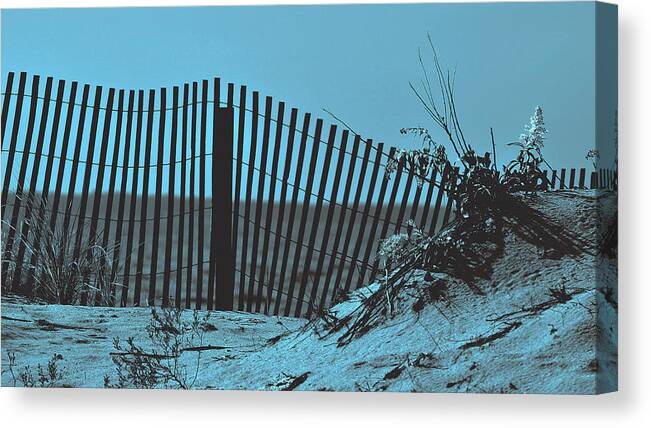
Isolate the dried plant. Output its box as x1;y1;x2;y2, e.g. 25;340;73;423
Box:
386;128;448;187
106;307;211;389
586;149;600;170
1;193;123;305
5;352;68;388
501;106;550;193
410;34;475;165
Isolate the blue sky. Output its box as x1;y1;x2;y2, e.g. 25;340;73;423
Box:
1;2;617;197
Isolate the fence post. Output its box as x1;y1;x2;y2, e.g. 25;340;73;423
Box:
569;168;576;189
212;106;235;311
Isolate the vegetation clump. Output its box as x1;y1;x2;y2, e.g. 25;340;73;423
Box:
385;36;550;222
105;307;211;389
5;352;69;388
1;194;121;306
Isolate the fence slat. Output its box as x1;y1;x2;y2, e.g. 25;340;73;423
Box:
429;163;451;235
357;145;393;293
134;89;155;307
1;72;15;146
320;131;357;307
1;72;27;216
163;87;179;307
122;90;144;307
266;108;298;314
227;83;234;107
87;88;115;305
307;128;350;318
148;88;166;307
578;168;586;189
569;168;576;189
58;86;88;276
442;166;459;226
114;90;135;305
74;86;103;246
186;82;198;309
331;136;371;297
369;160;403;283
343;140;384;295
551;170;557;190
73;86;103;306
273;113;312;315
4;75;40;291
101;89;125;282
213;106;235;311
394;169;415;233
41;79;67;201
418;168;439;229
408;172;424;232
284;119;323;317
88;89;115;233
254;101;285;312
246;96;272;312
559;168;566;190
231;86;247;305
195;80;209;309
207;78;220;309
175;84;189;308
50;82;80;232
238;91;259;310
12;76;52;292
206;78;220;310
293;124;336;317
28;79;65;271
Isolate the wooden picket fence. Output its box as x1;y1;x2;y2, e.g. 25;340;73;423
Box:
0;72;616;317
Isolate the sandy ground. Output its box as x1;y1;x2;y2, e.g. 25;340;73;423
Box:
1;190;617;393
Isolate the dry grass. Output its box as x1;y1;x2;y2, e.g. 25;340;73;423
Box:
1;193;123;306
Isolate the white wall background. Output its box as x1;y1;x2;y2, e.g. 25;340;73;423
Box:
0;1;649;427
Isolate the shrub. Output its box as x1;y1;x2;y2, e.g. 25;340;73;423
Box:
452;150;505;217
106;307;211;389
5;352;68;388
